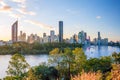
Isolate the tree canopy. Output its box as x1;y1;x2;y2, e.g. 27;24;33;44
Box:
6;53;29;78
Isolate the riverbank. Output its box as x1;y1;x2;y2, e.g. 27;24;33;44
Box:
0;42;120;55
0;42;82;55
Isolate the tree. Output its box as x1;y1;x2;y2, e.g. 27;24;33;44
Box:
105;64;120;80
49;47;87;80
112;52;120;64
48;48;61;79
84;56;112;73
6;53;29;78
111;64;120;79
49;48;61;70
62;48;74;80
72;48;87;73
71;70;102;80
26;68;38;80
32;63;58;80
4;76;21;80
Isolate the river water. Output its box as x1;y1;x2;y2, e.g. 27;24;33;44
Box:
0;46;120;79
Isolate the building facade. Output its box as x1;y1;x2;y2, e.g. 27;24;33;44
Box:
59;21;63;42
18;31;26;42
27;34;41;43
78;31;86;44
12;20;18;42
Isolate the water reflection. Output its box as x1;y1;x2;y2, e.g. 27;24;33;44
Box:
25;55;48;66
83;46;119;59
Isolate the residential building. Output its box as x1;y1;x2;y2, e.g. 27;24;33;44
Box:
18;31;26;42
12;20;18;42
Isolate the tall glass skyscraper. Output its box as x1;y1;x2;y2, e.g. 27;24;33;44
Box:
98;32;101;45
12;20;18;42
98;32;101;40
59;21;63;42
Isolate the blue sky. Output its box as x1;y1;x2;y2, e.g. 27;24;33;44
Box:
0;0;120;41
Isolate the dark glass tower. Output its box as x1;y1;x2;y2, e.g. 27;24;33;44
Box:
98;32;101;45
59;21;63;42
98;32;101;40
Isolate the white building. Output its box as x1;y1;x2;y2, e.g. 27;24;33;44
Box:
78;31;86;44
27;34;41;44
0;40;6;46
43;36;51;43
18;31;26;42
6;40;13;45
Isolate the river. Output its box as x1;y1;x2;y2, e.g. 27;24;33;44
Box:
0;46;120;79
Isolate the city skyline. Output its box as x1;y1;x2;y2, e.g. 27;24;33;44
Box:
0;0;120;42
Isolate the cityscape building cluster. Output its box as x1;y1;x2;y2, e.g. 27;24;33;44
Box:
11;20;63;44
0;20;119;46
92;32;108;45
67;31;108;46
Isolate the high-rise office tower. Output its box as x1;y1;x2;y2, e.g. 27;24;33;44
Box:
43;33;46;37
98;32;101;45
78;31;85;44
12;20;18;42
50;30;55;36
98;32;101;40
84;32;87;40
59;21;63;42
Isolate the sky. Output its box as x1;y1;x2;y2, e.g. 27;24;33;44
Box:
0;0;120;42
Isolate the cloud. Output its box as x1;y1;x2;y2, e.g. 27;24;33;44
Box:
17;3;26;8
16;8;36;15
66;9;79;15
10;0;26;9
24;20;53;29
9;13;24;18
96;16;102;19
0;0;36;19
10;0;26;4
10;0;36;16
0;0;6;6
0;5;11;12
0;1;12;12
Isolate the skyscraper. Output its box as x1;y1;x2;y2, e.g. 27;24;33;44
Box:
50;30;55;36
84;32;87;40
18;31;26;42
98;32;101;40
78;31;86;44
59;21;63;42
98;32;101;45
12;20;18;42
43;33;46;37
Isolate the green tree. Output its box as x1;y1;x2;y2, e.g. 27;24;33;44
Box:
26;68;38;80
72;48;87;73
84;56;112;73
49;47;86;80
62;48;74;80
32;63;58;80
49;48;61;70
6;53;29;78
4;76;21;80
112;52;120;64
49;48;61;79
